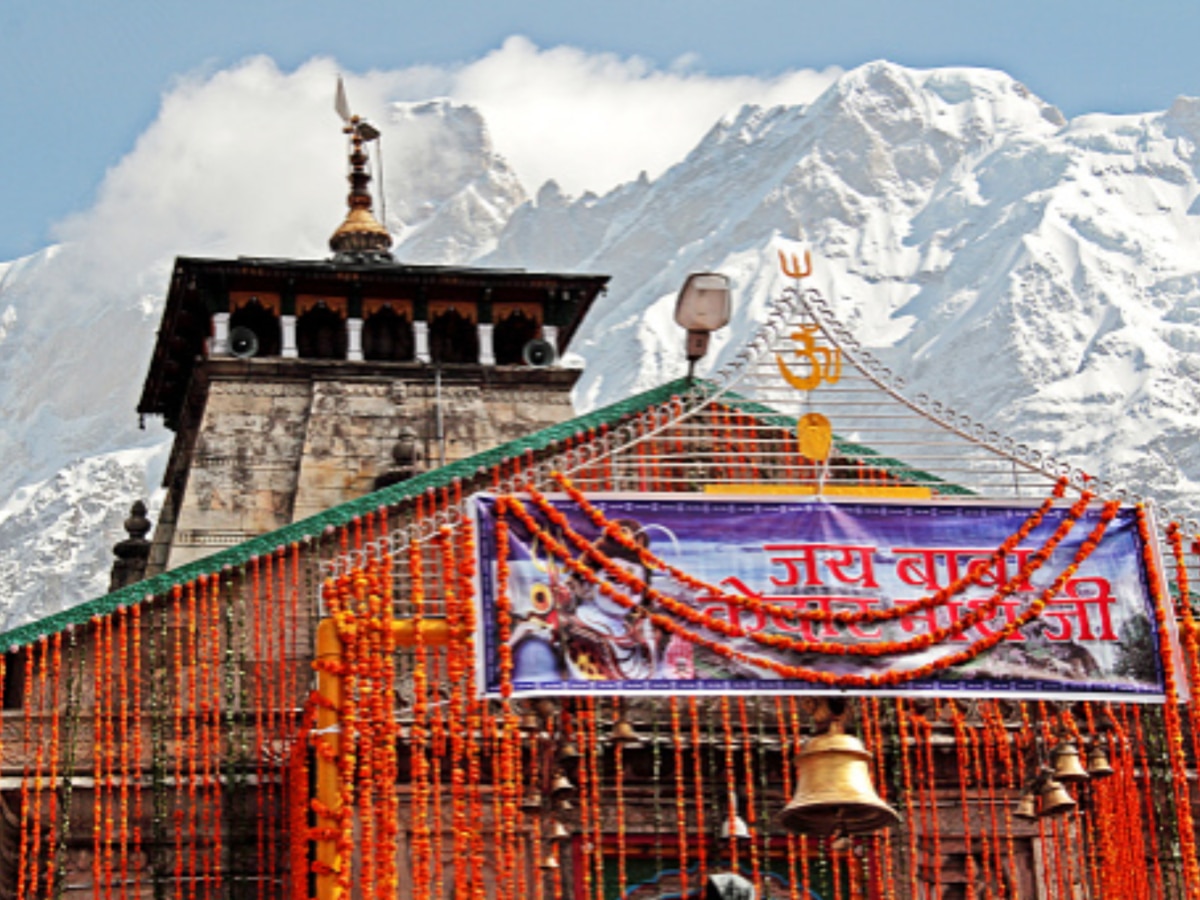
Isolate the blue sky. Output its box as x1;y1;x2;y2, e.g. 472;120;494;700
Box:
2;0;1198;261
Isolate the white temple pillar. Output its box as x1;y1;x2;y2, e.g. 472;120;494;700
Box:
414;320;430;363
211;312;230;356
281;315;298;358
346;317;364;361
477;322;495;366
542;324;559;354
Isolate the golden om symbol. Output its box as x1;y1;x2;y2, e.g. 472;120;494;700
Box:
775;325;841;391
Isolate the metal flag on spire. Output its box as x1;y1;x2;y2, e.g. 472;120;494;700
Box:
335;74;351;123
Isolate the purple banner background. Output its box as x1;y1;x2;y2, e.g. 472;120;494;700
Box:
473;494;1172;700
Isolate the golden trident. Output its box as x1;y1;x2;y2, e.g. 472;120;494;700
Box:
778;248;812;280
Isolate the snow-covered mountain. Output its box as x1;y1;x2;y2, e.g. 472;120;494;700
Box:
3;60;1200;628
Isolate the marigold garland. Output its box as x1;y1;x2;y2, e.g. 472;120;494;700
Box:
1137;507;1200;897
520;483;1093;658
499;490;1120;687
550;471;1071;627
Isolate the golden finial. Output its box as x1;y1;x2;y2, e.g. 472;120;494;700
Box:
329;76;393;262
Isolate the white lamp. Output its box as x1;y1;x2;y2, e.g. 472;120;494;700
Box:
675;273;732;376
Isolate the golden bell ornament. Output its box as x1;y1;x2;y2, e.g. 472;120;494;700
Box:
1086;743;1115;779
778;725;900;836
1050;741;1089;783
1038;778;1076;817
557;740;582;765
519;711;543;734
539;850;560;871
550;771;576;800
1013;791;1039;822
547;819;572;843
611;717;645;748
520;788;544;814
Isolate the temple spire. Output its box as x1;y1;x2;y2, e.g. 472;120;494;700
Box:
329;76;393;262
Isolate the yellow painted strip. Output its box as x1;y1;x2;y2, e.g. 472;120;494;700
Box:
703;483;932;499
314;618;342;900
391;618;452;647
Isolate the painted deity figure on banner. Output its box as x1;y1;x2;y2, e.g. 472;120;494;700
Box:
509;518;694;683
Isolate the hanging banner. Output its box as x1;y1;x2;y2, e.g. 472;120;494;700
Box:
473;493;1176;700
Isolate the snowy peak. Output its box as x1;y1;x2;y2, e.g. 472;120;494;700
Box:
4;60;1200;630
386;99;528;264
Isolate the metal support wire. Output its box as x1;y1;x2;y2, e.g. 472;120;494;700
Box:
323;284;1200;592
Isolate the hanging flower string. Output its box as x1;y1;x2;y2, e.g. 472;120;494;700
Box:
498;489;1118;685
1137;507;1200;897
549;471;1070;626
520;482;1093;658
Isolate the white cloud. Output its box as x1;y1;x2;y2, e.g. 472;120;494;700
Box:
451;36;840;197
47;40;839;274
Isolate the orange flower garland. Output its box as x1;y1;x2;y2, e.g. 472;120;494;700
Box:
550;471;1071;627
500;489;1121;687
522;483;1094;658
669;697;690;900
494;497;515;697
1137;506;1200;898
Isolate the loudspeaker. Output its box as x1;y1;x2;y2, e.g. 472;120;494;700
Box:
229;326;260;359
522;338;557;367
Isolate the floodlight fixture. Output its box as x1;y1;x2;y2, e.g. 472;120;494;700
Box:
675;272;732;377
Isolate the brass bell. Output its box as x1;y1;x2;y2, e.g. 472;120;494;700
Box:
520;788;544;814
539;849;560;871
519;711;543;734
1013;791;1039;822
1038;778;1076;817
1050;741;1089;783
720;812;752;840
1086;743;1115;779
550;771;576;800
611;717;645;748
720;791;752;839
557;740;582;765
547;819;571;843
555;796;574;812
778;724;900;836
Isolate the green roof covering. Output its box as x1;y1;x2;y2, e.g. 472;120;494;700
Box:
0;378;694;649
0;377;969;650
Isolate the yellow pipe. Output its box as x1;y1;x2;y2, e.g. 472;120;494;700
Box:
310;616;451;899
314;618;343;900
390;617;452;647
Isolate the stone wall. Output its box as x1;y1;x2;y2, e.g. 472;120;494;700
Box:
151;359;580;572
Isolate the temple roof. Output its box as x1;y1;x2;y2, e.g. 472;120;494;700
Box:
137;254;609;426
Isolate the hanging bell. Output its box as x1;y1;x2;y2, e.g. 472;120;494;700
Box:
520;787;544;814
1086;743;1115;779
547;819;572;843
557;740;582;765
550;771;576;800
555;795;574;812
1050;741;1090;783
778;725;900;836
519;710;543;734
539;849;560;871
611;717;645;748
720;812;752;840
1038;778;1076;817
1013;791;1039;822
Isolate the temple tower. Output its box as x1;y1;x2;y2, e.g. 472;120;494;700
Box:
137;102;607;573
